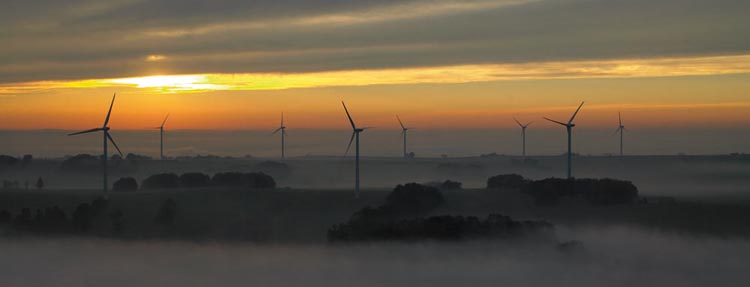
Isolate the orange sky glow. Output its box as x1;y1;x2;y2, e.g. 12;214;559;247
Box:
1;55;749;130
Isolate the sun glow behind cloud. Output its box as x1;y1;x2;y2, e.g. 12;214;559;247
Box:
2;54;747;95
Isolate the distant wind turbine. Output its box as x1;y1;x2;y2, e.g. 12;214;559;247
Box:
272;112;287;159
544;101;584;179
614;112;626;157
513;117;533;158
343;101;370;199
153;113;169;160
68;93;123;197
397;115;410;159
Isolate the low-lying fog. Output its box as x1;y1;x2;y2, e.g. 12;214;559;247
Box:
2;226;748;287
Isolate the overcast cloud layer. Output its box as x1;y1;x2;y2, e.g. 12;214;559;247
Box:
1;0;749;83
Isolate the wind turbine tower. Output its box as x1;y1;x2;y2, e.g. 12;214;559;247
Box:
68;93;123;197
154;113;169;160
543;101;584;179
513;117;533;158
397;115;410;158
614;112;626;157
272;112;287;159
342;101;369;199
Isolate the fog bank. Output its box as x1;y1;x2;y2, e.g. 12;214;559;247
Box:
1;226;748;287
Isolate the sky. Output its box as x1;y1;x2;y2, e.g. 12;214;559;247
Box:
0;0;749;140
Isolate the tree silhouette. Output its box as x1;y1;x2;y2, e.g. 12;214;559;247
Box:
155;198;177;227
113;177;138;191
35;177;44;190
179;172;212;188
141;173;180;189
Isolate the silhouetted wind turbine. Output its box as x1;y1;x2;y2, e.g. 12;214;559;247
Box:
153;113;169;160
397;115;410;159
343;101;370;199
513;117;533;158
544;101;584;179
272;112;287;159
613;112;626;157
68;93;123;197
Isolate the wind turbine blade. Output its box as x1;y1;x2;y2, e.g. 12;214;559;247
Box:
68;127;104;136
344;132;356;156
568;101;585;124
104;93;116;126
543;117;567;126
106;132;123;156
272;127;282;134
341;101;357;130
513;117;523;127
161;113;170;127
397;115;405;129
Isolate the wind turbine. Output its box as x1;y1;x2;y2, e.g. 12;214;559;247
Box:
397;115;410;159
543;101;584;179
153;113;169;160
614;112;626;157
342;101;370;199
68;93;123;197
513;117;533;158
272;112;287;159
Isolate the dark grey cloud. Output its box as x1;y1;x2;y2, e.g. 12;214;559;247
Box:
0;0;748;83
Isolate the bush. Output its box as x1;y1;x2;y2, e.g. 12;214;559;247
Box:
113;177;138;191
385;183;444;215
487;174;528;189
0;155;19;166
60;154;100;172
0;210;11;223
578;178;639;205
141;173;180;189
179;172;212;188
328;213;553;242
426;180;463;190
154;199;177;226
125;153;152;161
521;177;638;206
211;172;276;189
72;203;92;232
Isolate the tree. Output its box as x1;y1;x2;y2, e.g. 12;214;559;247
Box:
487;174;528;189
179;172;212;188
35;177;44;190
113;177;138;191
109;209;124;235
385;183;444;215
141;173;180;189
72;203;92;232
154;199;177;226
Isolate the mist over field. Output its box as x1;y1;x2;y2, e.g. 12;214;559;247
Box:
1;226;748;287
2;129;749;158
2;0;749;286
